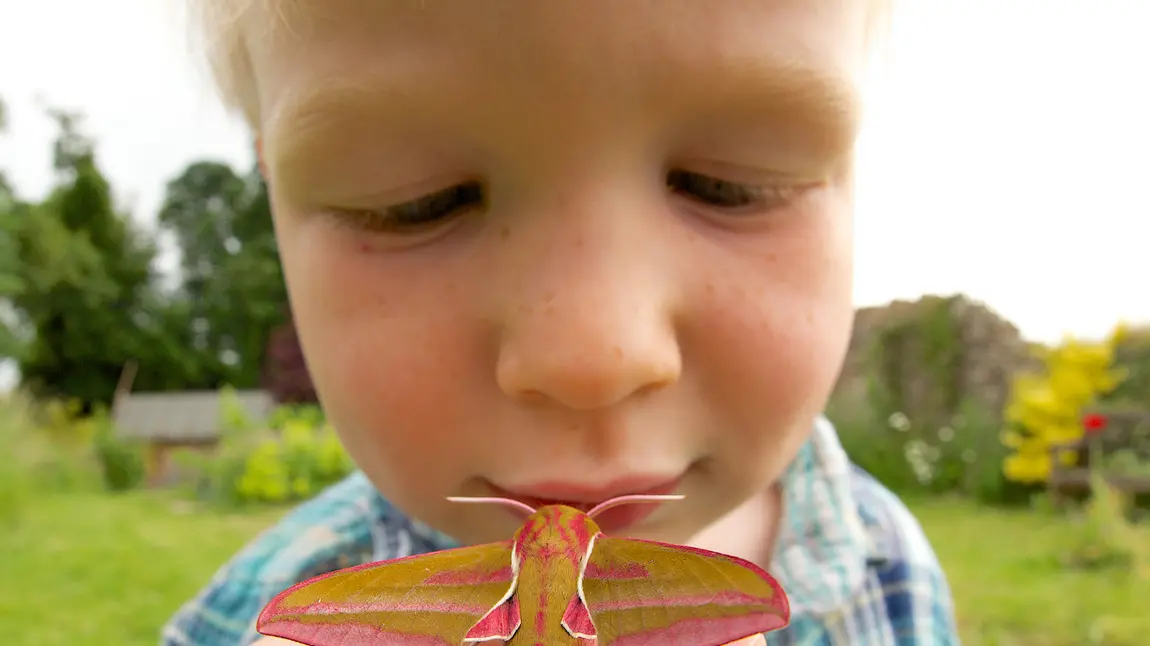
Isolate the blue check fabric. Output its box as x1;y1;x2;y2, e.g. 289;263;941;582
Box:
160;417;960;645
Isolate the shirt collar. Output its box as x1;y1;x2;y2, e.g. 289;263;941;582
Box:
768;416;878;616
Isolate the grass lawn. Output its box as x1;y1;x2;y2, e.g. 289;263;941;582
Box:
0;493;283;646
2;493;1146;646
914;498;1146;646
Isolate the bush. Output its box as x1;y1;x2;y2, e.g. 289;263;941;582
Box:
0;395;32;527
0;392;108;526
830;396;920;494
1001;325;1127;484
235;418;352;504
91;410;145;492
830;395;1034;505
177;391;354;507
1061;472;1147;577
262;317;319;405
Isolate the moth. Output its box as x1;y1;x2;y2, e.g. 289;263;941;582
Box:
257;494;790;645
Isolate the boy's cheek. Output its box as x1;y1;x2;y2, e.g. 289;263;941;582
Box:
683;208;854;475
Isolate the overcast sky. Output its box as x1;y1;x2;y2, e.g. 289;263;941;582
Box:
1;0;1148;374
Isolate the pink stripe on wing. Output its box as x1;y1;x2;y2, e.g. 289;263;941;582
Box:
590;589;773;611
286;599;492;616
424;565;514;585
262;619;457;646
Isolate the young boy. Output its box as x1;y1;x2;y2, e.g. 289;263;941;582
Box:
164;1;958;644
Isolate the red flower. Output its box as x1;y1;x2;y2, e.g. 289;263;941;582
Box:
1082;413;1109;435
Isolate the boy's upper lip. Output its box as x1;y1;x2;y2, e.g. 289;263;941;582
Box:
488;475;681;511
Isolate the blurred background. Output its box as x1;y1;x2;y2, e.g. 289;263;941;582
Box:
1;1;1147;644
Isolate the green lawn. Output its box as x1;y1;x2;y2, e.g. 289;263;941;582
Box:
914;498;1146;646
0;493;282;646
1;493;1146;646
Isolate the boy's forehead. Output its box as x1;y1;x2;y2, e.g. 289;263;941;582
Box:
251;0;870;161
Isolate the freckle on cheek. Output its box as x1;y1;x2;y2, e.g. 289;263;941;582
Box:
500;226;511;240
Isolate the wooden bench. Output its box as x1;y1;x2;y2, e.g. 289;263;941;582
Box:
1047;408;1150;506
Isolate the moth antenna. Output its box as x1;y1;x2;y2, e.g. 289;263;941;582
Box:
587;494;685;519
446;496;537;516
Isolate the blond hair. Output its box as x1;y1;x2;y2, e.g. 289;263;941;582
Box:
190;0;892;132
188;0;263;129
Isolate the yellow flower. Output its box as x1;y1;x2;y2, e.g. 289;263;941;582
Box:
1004;452;1050;484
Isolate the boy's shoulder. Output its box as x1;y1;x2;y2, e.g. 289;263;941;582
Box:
768;418;958;645
160;472;455;646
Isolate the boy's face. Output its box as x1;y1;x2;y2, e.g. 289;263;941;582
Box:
253;1;865;545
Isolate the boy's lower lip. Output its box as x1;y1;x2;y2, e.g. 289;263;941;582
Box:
485;476;682;533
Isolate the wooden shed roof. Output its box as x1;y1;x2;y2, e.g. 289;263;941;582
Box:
113;389;275;442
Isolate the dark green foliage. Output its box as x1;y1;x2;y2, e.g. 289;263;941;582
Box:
1109;328;1150;406
1;102;290;406
157;160;288;391
10;110;157;411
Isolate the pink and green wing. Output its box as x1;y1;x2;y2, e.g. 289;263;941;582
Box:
572;536;790;646
257;540;520;645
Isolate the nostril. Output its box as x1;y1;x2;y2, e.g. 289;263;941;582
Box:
496;344;680;410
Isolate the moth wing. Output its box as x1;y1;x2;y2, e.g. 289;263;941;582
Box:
258;540;517;645
581;536;789;646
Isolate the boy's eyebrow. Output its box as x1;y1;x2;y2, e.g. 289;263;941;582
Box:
701;59;862;144
262;79;415;169
264;59;861;169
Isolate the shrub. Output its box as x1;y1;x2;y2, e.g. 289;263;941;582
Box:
830;394;1032;505
262;317;319;405
235;418;352;504
830;396;920;494
0;394;32;527
0;392;110;526
91;409;145;492
25;397;105;492
1061;472;1146;577
177;391;354;507
1002;325;1128;484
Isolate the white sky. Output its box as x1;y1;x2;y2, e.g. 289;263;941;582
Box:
0;0;1148;390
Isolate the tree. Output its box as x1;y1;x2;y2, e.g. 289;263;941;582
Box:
157;158;288;389
263;314;318;404
0;96;26;359
12;109;161;410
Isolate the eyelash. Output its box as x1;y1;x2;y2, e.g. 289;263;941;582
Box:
338;182;485;233
339;171;801;233
665;170;793;211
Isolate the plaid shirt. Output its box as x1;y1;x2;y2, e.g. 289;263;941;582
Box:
161;418;959;645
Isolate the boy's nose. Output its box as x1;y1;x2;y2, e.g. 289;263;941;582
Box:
492;208;683;411
495;291;682;410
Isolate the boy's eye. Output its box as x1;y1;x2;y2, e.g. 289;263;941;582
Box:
666;169;795;211
336;170;800;235
338;182;485;233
